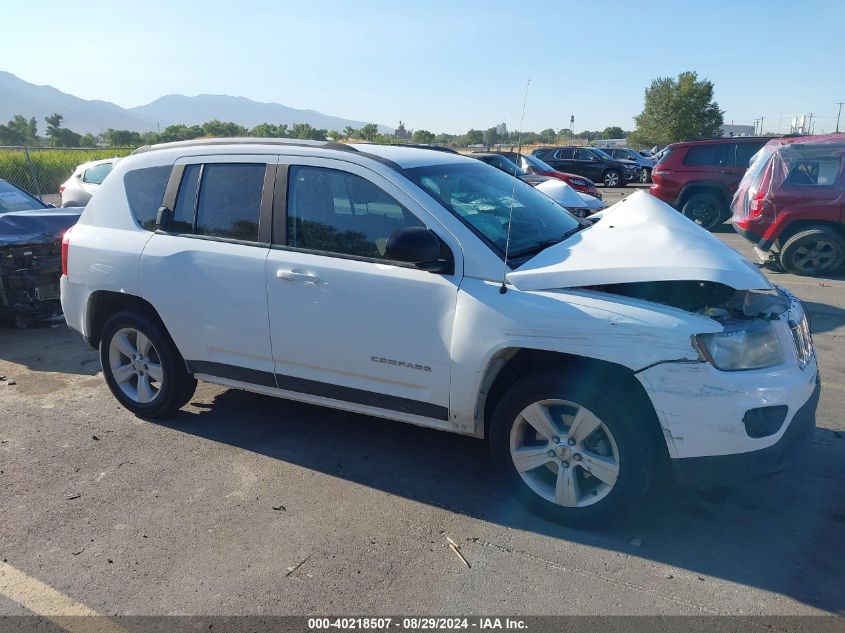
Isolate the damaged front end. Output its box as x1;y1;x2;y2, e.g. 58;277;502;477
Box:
586;280;794;372
0;241;64;325
0;208;82;327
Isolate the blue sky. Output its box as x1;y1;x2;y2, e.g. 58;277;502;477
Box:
3;0;844;134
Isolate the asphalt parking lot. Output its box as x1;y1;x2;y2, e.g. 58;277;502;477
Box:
1;184;844;618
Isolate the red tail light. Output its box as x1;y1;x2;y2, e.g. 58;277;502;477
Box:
58;184;65;194
748;190;774;220
61;226;73;276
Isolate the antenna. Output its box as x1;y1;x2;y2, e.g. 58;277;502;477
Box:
499;78;531;295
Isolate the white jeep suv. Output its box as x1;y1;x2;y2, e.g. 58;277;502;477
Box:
61;139;819;525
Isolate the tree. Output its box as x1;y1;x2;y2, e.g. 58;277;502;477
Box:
483;127;499;147
631;71;724;147
411;129;435;144
103;129;142;146
342;126;357;139
602;126;626;139
464;129;483;145
250;123;289;138
202;119;247;137
539;128;557;144
44;113;64;146
359;123;379;142
80;133;99;147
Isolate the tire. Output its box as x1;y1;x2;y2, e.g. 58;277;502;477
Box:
640;168;651;184
779;227;845;276
489;370;655;527
602;170;621;187
680;192;726;230
62;201;81;208
99;311;197;418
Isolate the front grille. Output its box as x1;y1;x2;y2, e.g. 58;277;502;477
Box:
791;315;814;369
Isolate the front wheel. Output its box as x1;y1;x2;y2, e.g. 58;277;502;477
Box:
602;170;621;187
99;311;197;418
489;371;655;526
779;227;845;276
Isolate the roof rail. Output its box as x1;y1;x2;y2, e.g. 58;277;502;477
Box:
131;137;360;155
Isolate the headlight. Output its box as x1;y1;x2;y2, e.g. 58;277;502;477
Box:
694;321;784;371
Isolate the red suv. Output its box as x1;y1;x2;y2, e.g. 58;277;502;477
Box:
732;133;845;276
650;136;774;229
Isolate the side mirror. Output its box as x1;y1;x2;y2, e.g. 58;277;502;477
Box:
385;227;446;271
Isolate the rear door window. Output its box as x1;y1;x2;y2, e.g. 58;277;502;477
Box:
195;163;265;242
554;149;574;160
682;145;725;166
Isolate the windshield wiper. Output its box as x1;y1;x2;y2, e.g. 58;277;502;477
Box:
507;222;590;261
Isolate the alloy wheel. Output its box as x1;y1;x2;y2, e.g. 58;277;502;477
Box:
509;399;620;508
108;327;163;404
791;240;840;274
603;172;620;187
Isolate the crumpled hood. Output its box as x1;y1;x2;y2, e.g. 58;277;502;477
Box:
0;208;82;246
507;191;772;291
535;179;596;208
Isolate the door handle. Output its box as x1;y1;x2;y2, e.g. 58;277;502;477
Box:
277;269;321;284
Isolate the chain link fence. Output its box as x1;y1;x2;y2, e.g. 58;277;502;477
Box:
0;146;134;203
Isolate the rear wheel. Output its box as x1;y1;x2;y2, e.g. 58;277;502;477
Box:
640;167;651;183
489;371;655;526
99;311;196;417
602;170;621;187
779;227;845;276
681;192;725;230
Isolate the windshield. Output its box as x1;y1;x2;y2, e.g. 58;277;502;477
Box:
482;155;526;177
522;154;555;172
0;180;46;212
404;162;581;266
617;149;638;161
591;148;613;161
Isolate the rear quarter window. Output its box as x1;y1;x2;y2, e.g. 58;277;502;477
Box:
786;157;842;186
124;166;172;230
682;145;724;166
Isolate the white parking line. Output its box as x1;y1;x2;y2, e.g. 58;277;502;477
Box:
0;560;128;633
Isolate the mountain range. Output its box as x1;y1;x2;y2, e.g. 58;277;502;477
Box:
0;71;391;135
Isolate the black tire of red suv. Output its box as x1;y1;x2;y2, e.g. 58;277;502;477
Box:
779;227;845;276
681;193;725;231
602;170;621;187
489;370;654;527
99;311;197;418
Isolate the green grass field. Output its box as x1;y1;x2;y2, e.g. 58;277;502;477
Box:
0;148;133;197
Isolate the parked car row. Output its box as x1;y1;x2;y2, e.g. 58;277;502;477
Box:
471;152;605;217
531;146;640;187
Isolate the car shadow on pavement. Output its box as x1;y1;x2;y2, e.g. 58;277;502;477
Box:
151;387;845;615
0;322;99;376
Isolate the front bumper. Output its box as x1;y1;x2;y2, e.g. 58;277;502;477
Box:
671;375;819;485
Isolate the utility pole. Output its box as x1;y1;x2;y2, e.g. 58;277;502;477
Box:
759;116;765;135
807;113;815;135
753;118;760;135
836;102;844;133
